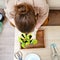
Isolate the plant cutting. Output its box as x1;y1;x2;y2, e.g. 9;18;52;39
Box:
18;33;38;48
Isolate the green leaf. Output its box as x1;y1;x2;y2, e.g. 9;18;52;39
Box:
18;37;23;43
21;43;25;48
25;42;30;46
21;33;26;39
25;37;30;41
21;33;26;38
26;33;32;40
31;39;38;45
21;34;25;38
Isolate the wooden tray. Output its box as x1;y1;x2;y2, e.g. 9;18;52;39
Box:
21;30;45;49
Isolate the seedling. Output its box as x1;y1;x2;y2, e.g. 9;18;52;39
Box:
18;33;38;48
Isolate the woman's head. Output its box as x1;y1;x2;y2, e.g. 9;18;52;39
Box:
14;3;37;33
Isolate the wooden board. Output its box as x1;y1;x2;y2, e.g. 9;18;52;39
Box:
36;30;45;48
21;30;45;49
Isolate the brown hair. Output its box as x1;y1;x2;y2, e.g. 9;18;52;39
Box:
14;3;37;33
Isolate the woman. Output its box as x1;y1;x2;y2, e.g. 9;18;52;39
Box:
4;0;49;33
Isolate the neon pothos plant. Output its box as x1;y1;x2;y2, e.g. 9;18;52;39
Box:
18;33;38;48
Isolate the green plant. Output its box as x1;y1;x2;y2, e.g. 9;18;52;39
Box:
18;33;38;48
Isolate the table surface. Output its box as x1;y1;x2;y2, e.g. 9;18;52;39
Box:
14;26;60;60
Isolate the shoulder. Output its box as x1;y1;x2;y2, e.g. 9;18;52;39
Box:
34;0;49;14
34;0;48;7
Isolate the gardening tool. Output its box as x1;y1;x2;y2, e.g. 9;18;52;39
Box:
50;43;60;60
14;51;23;60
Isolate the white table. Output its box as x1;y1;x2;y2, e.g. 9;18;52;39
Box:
14;26;60;60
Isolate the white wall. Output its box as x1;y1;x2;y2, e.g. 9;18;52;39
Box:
0;0;60;9
47;0;60;10
0;0;5;8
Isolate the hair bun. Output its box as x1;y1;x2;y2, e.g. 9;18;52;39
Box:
15;3;30;15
